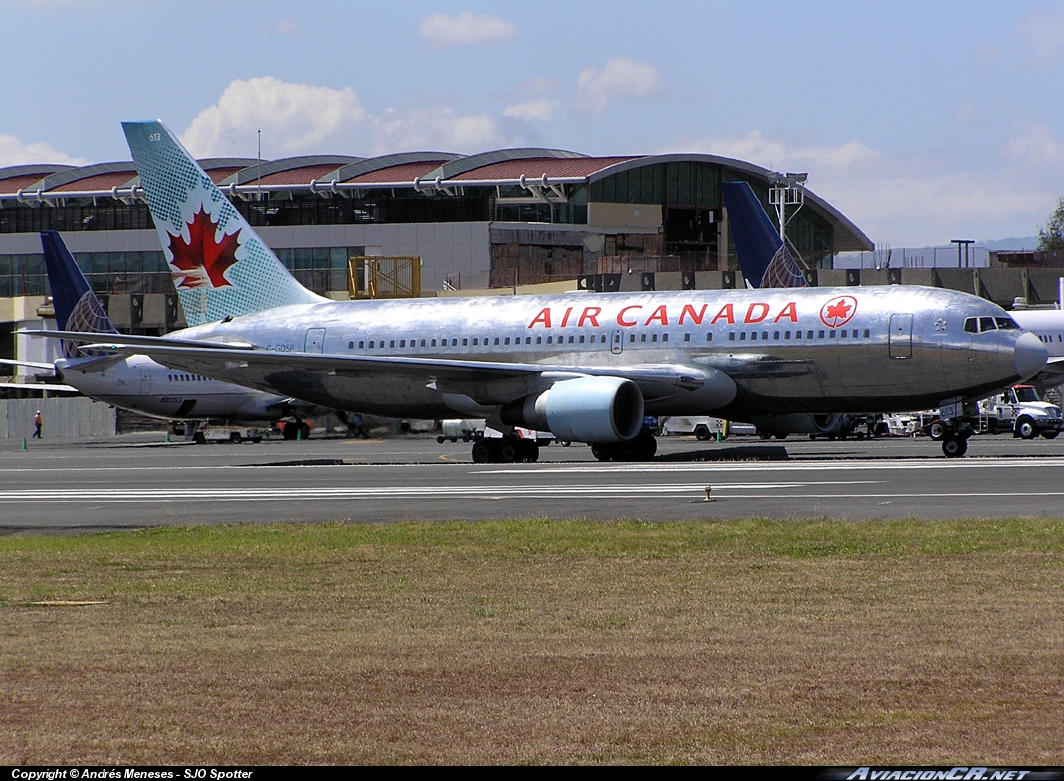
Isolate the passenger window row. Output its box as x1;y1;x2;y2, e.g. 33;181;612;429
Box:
728;328;870;342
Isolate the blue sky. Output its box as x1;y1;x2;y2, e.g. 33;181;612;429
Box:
3;0;1064;247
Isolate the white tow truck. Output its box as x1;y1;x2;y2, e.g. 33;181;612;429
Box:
979;385;1062;439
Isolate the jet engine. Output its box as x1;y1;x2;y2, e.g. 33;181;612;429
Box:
501;376;644;443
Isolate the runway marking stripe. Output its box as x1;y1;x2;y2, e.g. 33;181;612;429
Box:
4;456;1064;477
5;487;1064;503
479;457;1064;474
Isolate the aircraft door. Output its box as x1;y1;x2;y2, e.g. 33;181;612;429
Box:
888;313;913;359
611;329;624;355
139;366;151;394
304;328;326;353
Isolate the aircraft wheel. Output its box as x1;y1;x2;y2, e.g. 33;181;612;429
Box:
520;440;539;463
250;437;262;444
636;432;658;460
499;440;519;463
1042;430;1060;440
942;436;968;458
1016;417;1037;440
927;421;946;441
757;429;771;441
774;433;788;441
471;440;493;463
193;432;206;445
591;443;613;462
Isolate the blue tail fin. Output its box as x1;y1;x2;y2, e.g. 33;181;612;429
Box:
122;120;324;327
40;231;118;358
721;181;807;289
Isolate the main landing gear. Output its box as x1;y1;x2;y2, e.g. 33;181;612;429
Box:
591;431;658;462
470;436;540;464
940;420;973;458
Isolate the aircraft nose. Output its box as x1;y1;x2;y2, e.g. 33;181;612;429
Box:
1014;331;1048;381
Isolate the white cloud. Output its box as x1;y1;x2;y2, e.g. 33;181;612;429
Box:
503;99;558;122
0;134;87;167
180;77;366;156
367;105;527;154
667;130;1060;246
418;11;518;48
1016;7;1064;63
273;18;300;36
1005;123;1064;168
674;130;877;172
574;57;667;114
180;76;535;158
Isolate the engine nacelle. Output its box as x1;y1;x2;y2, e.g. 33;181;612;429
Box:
501;376;644;443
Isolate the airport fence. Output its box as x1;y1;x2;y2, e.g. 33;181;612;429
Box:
0;397;115;439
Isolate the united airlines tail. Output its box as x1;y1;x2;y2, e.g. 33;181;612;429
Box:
721;181;808;289
40;231;119;358
122;120;324;327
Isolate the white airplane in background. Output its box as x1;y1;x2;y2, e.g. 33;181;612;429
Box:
32;121;1048;461
27;230;315;436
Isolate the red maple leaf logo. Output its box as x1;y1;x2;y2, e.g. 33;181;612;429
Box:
819;295;857;328
166;207;241;289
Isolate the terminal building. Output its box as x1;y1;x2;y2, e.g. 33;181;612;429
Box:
0;147;873;372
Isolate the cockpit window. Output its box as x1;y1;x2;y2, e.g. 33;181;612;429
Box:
965;316;1016;334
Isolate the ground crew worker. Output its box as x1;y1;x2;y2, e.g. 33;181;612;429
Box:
32;410;42;439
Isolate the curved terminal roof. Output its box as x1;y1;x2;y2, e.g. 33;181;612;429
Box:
217;155;361;186
0;148;873;251
0;164;75;195
323;152;463;185
425;147;587;182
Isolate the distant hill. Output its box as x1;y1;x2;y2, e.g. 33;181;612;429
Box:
978;237;1040;251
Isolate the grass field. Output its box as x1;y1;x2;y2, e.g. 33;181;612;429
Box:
2;518;1063;765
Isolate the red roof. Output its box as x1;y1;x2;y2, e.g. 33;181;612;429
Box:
257;164;346;186
51;171;136;193
451;156;638;181
0;173;52;195
203;166;245;183
345;161;453;184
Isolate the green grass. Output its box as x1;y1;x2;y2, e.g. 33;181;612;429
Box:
2;518;1063;764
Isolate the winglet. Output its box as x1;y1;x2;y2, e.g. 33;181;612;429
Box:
122;120;324;327
721;181;808;289
40;231;118;358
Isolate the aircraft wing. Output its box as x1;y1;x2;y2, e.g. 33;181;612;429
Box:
21;330;255;351
0;357;58;372
81;339;713;404
0;381;79;392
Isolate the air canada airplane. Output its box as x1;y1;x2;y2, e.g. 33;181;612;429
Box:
723;179;1064;443
37;121;1048;462
35;230;307;429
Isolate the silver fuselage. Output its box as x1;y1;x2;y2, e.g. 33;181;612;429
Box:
55;353;288;422
156;285;1043;423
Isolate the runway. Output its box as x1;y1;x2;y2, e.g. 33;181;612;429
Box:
2;432;1064;532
